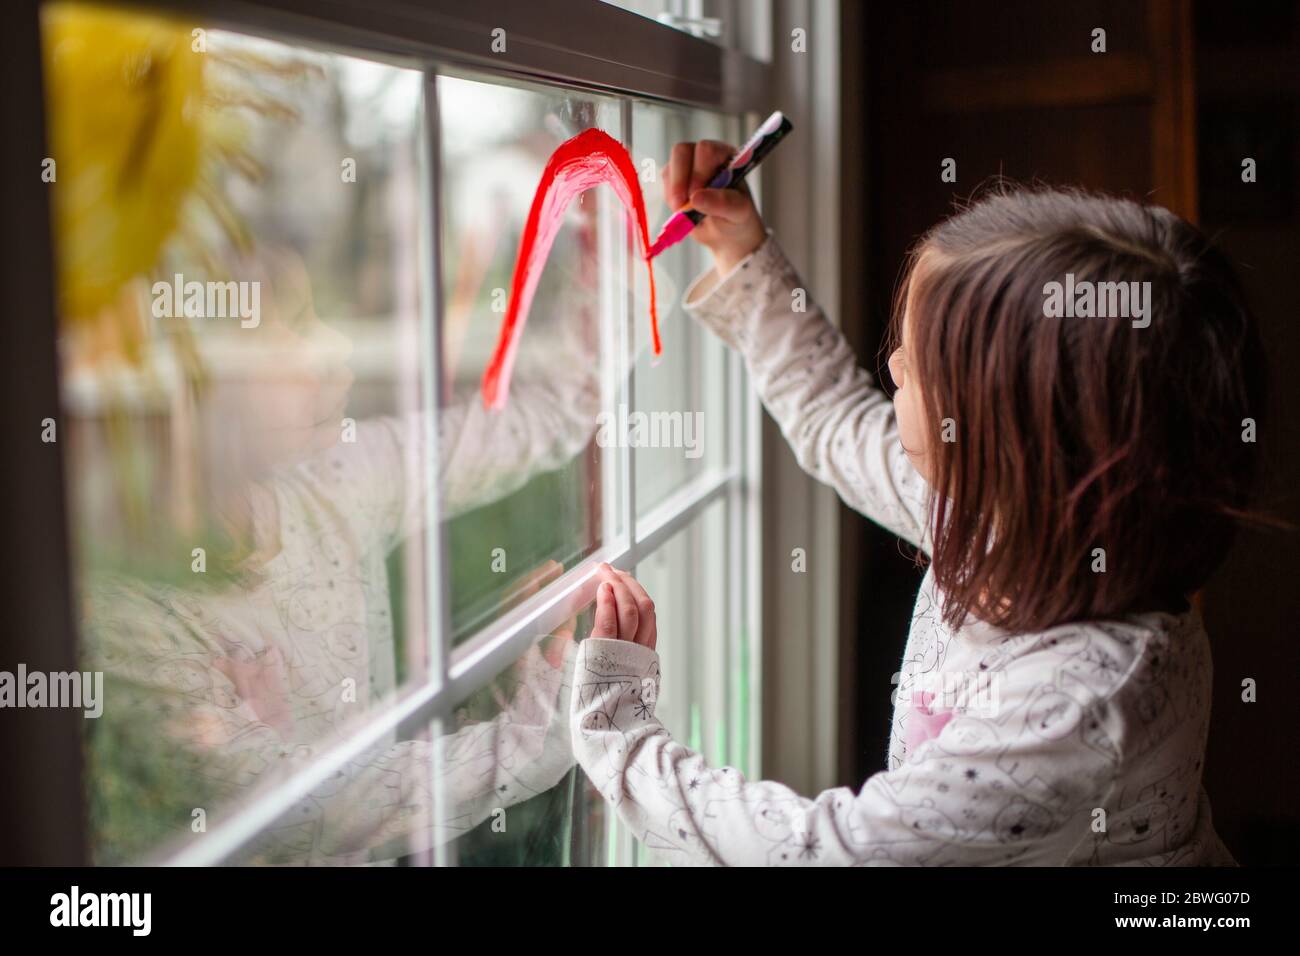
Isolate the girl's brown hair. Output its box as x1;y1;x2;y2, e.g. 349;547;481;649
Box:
895;185;1267;633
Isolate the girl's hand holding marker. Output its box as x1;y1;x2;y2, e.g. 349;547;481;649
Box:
654;110;790;274
591;113;792;646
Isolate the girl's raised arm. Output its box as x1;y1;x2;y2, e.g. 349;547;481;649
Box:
685;237;932;552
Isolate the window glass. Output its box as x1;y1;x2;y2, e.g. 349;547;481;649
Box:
635;499;733;761
601;0;772;61
438;74;623;646
43;4;432;863
441;620;598;866
630;497;736;865
601;0;734;52
632;104;736;518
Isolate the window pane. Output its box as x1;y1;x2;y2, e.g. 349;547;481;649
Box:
629;497;736;865
440;623;601;866
599;0;688;37
438;74;624;645
600;0;759;56
43;4;433;863
213;594;608;867
632;105;737;518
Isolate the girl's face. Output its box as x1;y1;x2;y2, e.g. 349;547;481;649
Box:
887;261;934;484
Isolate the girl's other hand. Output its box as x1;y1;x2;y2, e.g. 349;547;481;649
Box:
591;563;657;650
665;140;766;276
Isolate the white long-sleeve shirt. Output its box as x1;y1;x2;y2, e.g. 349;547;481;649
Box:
569;236;1236;866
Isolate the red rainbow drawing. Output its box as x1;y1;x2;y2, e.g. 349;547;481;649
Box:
481;127;660;410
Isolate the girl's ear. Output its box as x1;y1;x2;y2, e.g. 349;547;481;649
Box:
887;346;906;390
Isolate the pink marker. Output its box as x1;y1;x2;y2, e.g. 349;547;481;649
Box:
646;110;793;260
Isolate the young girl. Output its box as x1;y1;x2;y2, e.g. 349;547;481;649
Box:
573;140;1265;865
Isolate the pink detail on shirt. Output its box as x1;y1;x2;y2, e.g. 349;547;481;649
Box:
905;690;954;754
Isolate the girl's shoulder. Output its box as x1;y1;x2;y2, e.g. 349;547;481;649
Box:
967;605;1204;679
955;606;1207;712
966;607;1211;757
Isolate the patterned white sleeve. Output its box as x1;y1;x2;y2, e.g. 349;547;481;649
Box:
335;362;602;555
83;581;576;863
684;236;932;552
226;637;577;863
570;637;1121;866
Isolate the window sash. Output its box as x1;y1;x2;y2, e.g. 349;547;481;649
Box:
37;0;769;867
178;0;770;112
